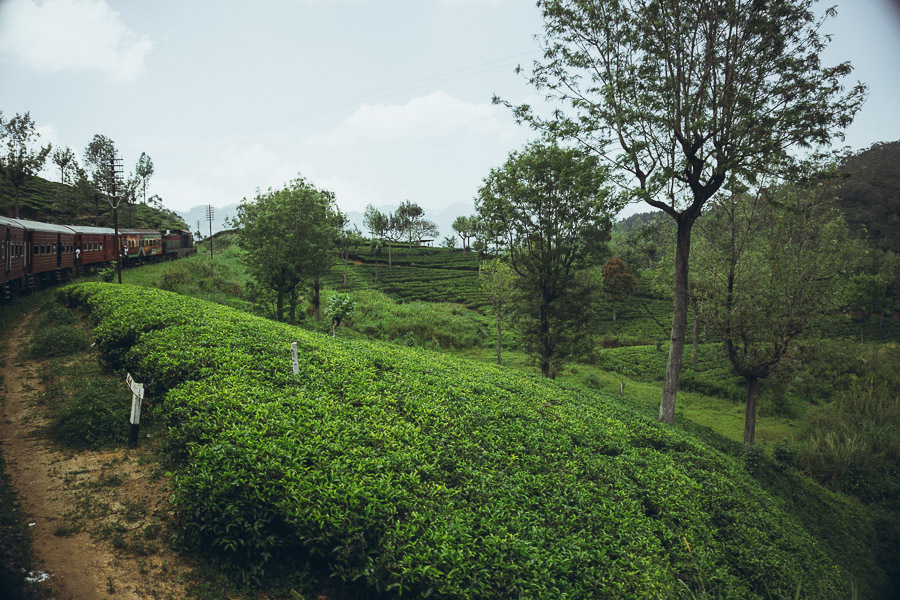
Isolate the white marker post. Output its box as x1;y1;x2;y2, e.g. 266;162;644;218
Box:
291;342;299;376
125;373;145;446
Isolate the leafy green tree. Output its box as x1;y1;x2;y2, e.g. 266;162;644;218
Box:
879;251;900;327
506;0;867;423
369;237;385;282
396;200;438;251
452;215;478;252
363;204;391;271
135;152;154;204
844;272;887;344
601;257;635;321
2;112;52;218
480;258;517;365
477;142;619;377
325;293;356;337
442;235;457;249
52;146;76;185
336;213;363;286
693;184;852;444
83;134;119;224
236;177;340;324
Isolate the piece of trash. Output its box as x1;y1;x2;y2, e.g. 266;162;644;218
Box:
25;570;50;583
27;522;36;527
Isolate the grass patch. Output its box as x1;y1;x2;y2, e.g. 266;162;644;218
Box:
48;378;133;449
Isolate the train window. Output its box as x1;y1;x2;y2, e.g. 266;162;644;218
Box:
99;242;103;251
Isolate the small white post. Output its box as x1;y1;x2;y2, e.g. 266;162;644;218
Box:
125;373;145;446
291;342;299;376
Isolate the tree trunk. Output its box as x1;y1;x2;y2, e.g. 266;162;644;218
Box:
659;219;692;424
496;314;502;365
691;310;700;367
539;302;552;378
313;276;321;322
743;375;760;446
332;322;337;337
289;288;298;325
612;302;617;322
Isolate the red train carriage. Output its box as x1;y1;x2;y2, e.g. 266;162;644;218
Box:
68;226;116;269
13;219;77;288
1;216;27;299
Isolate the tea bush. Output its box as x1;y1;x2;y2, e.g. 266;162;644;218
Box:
48;378;132;449
57;283;883;598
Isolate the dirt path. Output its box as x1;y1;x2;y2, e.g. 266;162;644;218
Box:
0;312;192;599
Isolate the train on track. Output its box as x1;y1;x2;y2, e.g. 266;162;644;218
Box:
1;216;196;300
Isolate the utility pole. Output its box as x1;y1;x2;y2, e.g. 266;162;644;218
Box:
206;204;214;260
106;155;124;284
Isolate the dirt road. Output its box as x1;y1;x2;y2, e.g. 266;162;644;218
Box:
0;312;190;599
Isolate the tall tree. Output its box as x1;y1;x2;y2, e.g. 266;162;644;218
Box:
480;258;517;365
843;273;886;344
693;183;851;444
363;204;390;273
452;215;478;252
83;134;118;224
236;177;340;324
135;152;154;204
2;112;52;218
602;257;635;321
52;146;76;185
335;212;363;286
395;200;437;251
506;0;867;423
477;142;619;377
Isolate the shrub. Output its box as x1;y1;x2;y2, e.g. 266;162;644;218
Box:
48;378;132;449
97;263;116;283
27;325;90;358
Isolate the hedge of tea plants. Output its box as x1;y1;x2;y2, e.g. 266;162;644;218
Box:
57;283;878;598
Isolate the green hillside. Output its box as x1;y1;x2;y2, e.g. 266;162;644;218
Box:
57;282;882;598
0;173;187;230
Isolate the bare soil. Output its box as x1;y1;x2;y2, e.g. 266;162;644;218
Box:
0;312;193;599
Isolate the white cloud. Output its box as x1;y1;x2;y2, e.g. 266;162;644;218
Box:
0;0;153;83
307;91;518;146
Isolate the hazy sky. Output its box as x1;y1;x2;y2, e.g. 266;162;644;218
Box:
1;0;899;223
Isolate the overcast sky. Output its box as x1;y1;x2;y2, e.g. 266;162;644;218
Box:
1;0;899;226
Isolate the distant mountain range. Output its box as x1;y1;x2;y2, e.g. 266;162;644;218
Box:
177;202;477;242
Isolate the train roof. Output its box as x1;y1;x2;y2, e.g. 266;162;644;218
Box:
0;216;26;230
67;225;115;235
8;218;76;234
120;228;161;235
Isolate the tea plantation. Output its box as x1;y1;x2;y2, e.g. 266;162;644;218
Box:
58;283;881;599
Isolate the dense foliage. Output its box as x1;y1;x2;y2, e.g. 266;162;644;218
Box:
57;282;883;598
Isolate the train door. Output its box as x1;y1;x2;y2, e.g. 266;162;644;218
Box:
56;233;62;268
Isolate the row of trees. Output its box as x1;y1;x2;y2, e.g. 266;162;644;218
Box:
481;0;866;431
362;201;439;278
0;108;156;222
